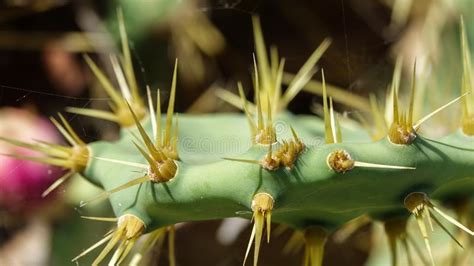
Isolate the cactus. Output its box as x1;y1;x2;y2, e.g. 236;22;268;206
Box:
2;10;474;266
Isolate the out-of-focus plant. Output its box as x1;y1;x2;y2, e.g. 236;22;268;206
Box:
0;107;62;213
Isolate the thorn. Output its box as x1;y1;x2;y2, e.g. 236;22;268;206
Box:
429;211;464;248
303;227;327;266
83;54;123;106
282;230;304;255
408;60;417;127
110;54;132;101
42;171;74;197
329;97;338;143
93;156;148;169
168;226;176;266
172;114;179;158
353;161;416;170
252;15;271;97
3;153;74;168
0;136;70;158
223;157;261;165
431;206;474;236
415;214;435;266
117;7;140;102
65;107;118;123
369;93;387;137
79;176;149;207
89;215;144;265
253;54;264;132
392;78;399;125
404;192;474;265
322;69;334;144
273;58;285;112
280;38;331;109
71;233;114;262
156;88;162;146
165;59;178;147
132;141;160;174
266;91;273;139
238;82;257;135
289;126;298;140
126;101;162;161
130;227;167;266
460;15;473;119
80;216;118;222
146;86;157;141
244;193;274;266
57;113;85;146
414;92;471;130
50;116;77;146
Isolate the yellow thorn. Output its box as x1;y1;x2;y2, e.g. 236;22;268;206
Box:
83;54;123;106
252;16;272;96
130;227;167;266
253;54;264;131
391;79;399;125
156;89;162;146
65;107;118;123
283;72;371;112
415;214;435;266
126;102;162;161
303;227;327;266
146;86;157;141
428;211;464;248
413;92;470;130
215;88;249;111
165;59;178;147
273;58;285;113
238;82;257;134
168;226;176;266
335;115;343;144
244;193;274;266
281;38;331;109
408;60;417;127
57;113;85;146
0;136;70;158
270;46;279;80
4;153;74;168
283;230;305;255
93;156;148;169
117;7;140;102
333;215;371;243
42;171;74;197
71;233;114;262
391;56;403;124
110;54;132;101
322;69;334;144
223;157;261;165
461;16;473;117
109;239;129;265
369;94;387;137
80;216;118;222
266;91;274;139
79;175;149;207
132;141;161;173
172;114;179;158
406;233;430;265
50;116;76;146
353;161;416;170
329;97;338;143
431;206;474;236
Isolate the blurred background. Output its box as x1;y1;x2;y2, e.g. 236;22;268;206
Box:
0;0;472;265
